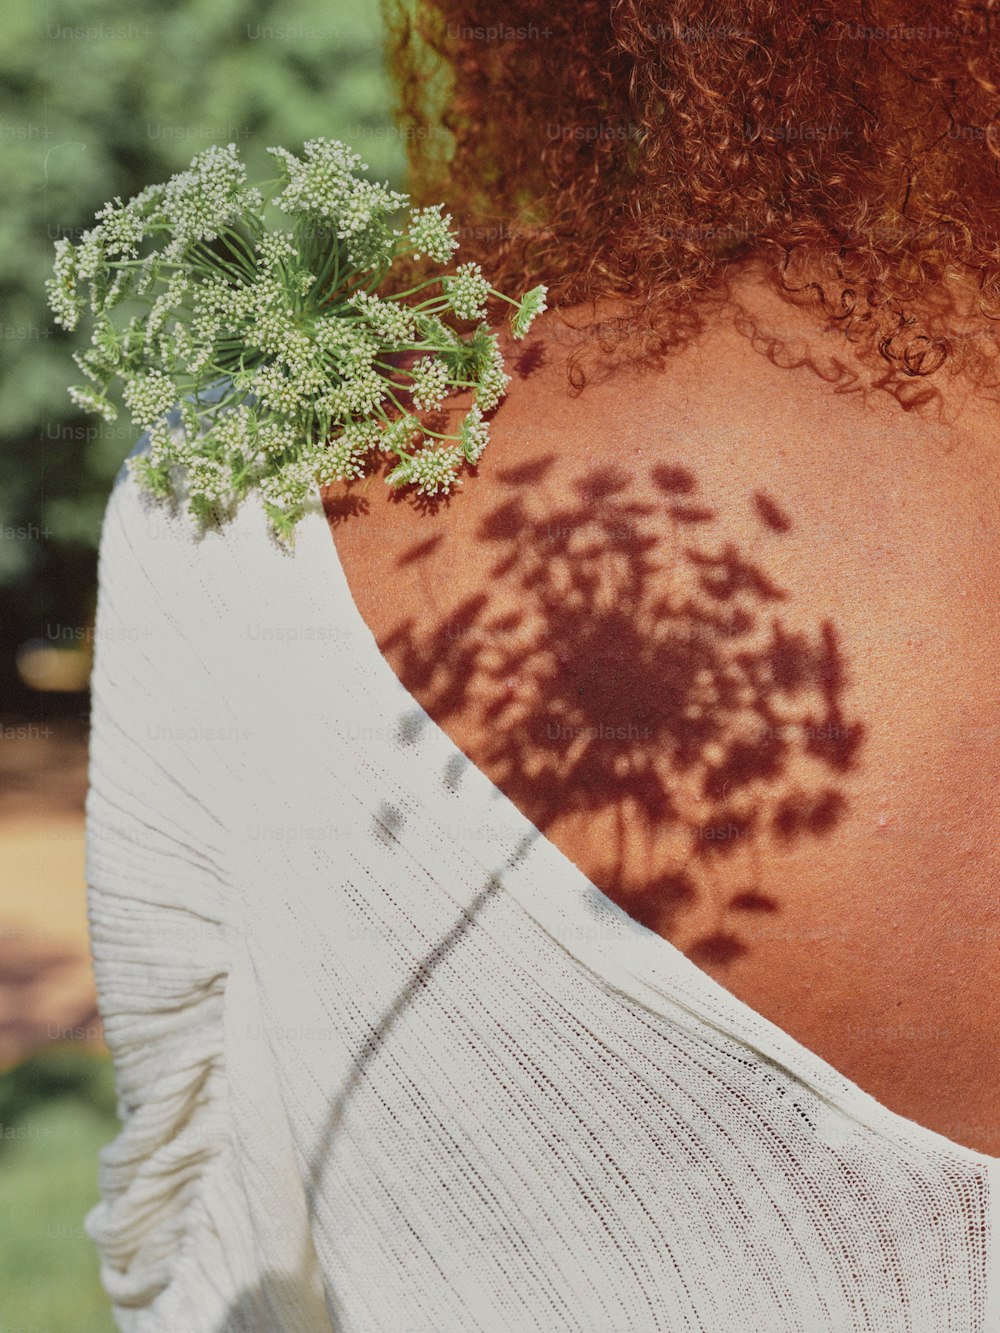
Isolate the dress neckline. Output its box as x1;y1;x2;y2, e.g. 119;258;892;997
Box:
293;486;1000;1176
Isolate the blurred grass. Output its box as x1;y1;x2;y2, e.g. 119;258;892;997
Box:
0;1048;119;1332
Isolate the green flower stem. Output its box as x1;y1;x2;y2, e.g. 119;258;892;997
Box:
88;258;155;270
384;278;447;302
414;424;461;442
361;263;395;294
401;296;452;316
310;232;343;295
369;361;477;397
380;385;416;419
191;245;251;285
376;342;462;355
375;397;457;446
219;227;262;274
486;288;521;308
372;359;425;377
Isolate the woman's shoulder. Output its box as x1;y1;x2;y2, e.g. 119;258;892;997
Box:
326;276;1000;1153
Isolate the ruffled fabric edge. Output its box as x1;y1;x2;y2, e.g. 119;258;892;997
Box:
84;876;236;1322
82;456;333;1331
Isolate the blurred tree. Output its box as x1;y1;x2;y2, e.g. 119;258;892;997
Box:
0;0;402;710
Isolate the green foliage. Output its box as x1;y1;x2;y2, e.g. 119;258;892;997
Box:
0;0;405;692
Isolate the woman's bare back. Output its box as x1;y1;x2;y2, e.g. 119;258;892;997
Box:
324;266;1000;1155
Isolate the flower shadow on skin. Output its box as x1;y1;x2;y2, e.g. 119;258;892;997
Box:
370;457;865;967
300;454;866;1289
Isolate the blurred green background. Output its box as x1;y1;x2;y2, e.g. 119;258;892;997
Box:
0;1;401;1326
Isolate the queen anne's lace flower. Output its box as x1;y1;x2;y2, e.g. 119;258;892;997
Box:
68;384;117;423
379;414;421;454
246;365;289;415
267;139;406;269
258;456;315;513
443;262;491;321
162;142;260;260
409;355;451;411
511;284;549;339
342;369;386;415
74;229;107;287
325;433;371;483
347;290;414;344
145;274;190;351
408;205;459;264
46;241;81;330
408;445;465;495
187;455;231;505
123;370;178;428
94;197;144;260
256;231;298;266
268;138;366;216
459;404;490;463
211;404;256;455
48;136;545;539
255;418;299;457
476;339;512;412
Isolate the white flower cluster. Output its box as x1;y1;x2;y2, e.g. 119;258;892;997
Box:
443;262;491;321
48;137;549;540
387;444;465;496
68;382;117;424
410;356;450;411
93;195;144;260
123;370;179;428
407;205;459;264
267;138;407;269
47;239;84;331
379;414;421;454
474;336;512;412
324;420;385;485
348;289;415;343
459;404;490;463
314;316;379;378
161;143;262;260
512;284;549;339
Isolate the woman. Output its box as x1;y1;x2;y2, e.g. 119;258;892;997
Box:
85;3;999;1329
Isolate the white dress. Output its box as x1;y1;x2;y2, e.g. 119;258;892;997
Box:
84;440;1000;1332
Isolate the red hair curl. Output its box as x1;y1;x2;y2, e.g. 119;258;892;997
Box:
383;0;1000;378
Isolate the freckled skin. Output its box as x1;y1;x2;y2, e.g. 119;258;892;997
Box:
323;262;1000;1155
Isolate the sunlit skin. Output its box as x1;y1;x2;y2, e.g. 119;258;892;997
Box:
322;260;1000;1156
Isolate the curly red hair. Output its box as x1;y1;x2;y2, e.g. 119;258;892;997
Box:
383;0;1000;378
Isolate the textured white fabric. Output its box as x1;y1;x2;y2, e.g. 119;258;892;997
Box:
84;442;1000;1332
